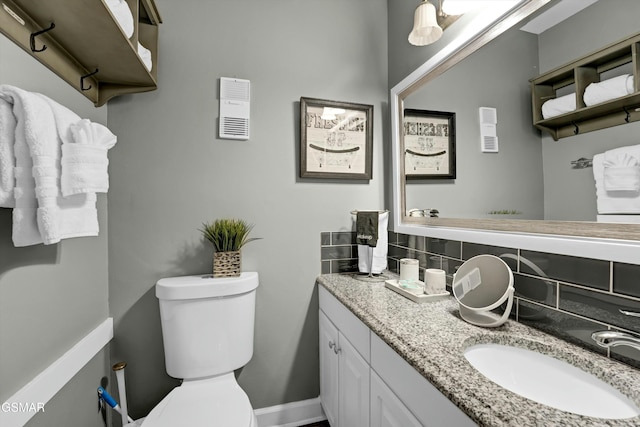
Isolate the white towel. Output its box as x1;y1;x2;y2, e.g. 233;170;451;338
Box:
603;152;640;192
61;119;117;196
0;85;100;246
593;144;640;214
357;211;388;274
105;0;134;39
541;92;576;119
0;97;16;207
584;74;634;107
138;42;153;72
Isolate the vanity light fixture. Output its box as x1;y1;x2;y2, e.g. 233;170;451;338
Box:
408;0;443;46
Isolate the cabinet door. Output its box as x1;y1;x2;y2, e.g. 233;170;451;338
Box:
319;311;339;427
371;371;422;427
338;332;370;427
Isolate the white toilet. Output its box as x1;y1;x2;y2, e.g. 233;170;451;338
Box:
142;272;259;427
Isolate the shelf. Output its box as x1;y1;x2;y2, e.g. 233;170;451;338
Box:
530;32;640;140
0;0;161;107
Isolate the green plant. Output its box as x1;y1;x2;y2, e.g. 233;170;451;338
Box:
200;219;260;252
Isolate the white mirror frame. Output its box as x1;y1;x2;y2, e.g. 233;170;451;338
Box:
390;0;640;265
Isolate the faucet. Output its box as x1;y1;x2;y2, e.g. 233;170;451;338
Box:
591;330;640;351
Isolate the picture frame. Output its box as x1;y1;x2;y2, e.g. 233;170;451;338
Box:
300;97;373;179
403;109;456;179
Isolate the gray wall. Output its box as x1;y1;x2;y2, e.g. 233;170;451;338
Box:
0;37;110;427
106;0;388;417
404;26;544;219
538;0;640;221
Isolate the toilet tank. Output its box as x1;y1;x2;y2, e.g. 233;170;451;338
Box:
156;272;259;380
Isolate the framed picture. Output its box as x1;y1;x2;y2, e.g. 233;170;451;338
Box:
300;97;373;179
403;109;456;179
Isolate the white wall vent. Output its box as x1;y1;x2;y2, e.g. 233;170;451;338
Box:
479;107;498;153
219;77;250;140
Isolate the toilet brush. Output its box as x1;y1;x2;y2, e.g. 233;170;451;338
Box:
97;386;134;424
113;362;131;426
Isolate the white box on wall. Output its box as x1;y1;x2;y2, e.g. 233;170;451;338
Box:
219;77;250;140
479;107;498;153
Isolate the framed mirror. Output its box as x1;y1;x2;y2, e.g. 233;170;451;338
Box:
391;0;640;264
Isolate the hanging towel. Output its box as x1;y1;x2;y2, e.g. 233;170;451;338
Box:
105;0;135;39
356;211;379;247
62;119;117;196
593;144;640;214
0;85;102;246
541;92;576;119
584;74;634;107
357;211;388;274
0;97;16;207
603;152;640;192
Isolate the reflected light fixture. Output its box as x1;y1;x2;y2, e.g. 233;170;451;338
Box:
442;0;481;16
408;0;443;46
321;107;346;120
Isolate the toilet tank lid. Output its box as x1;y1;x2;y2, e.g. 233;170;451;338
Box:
156;272;259;300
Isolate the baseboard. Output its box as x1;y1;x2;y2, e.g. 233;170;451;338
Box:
254;396;326;427
0;318;114;427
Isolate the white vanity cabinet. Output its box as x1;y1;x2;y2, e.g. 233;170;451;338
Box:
370;370;422;427
319;288;370;427
318;285;476;427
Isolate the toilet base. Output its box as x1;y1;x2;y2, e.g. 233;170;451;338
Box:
141;373;255;427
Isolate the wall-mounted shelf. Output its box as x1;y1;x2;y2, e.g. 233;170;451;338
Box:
530;32;640;140
0;0;161;107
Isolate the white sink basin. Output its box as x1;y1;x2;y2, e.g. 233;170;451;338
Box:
464;343;640;419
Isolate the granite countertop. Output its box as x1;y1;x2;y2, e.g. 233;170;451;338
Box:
317;273;640;427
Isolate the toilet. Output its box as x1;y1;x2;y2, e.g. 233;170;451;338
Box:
142;272;259;427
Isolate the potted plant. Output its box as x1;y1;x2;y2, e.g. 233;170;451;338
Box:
201;218;260;277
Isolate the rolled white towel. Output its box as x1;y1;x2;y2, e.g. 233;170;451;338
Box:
0;97;16;207
138;42;153;72
105;0;134;39
541;92;576;119
583;74;634;106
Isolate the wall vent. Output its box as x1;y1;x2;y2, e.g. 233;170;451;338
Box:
219;77;250;140
479;107;498;153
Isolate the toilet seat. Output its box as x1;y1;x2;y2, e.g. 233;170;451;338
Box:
141;374;255;427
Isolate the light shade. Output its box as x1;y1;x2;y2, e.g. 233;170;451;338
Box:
408;1;443;46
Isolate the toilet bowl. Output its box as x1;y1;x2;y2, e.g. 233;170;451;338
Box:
142;272;259;427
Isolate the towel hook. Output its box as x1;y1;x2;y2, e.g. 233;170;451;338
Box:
80;68;99;91
30;22;55;52
571;121;580;135
623;106;630;123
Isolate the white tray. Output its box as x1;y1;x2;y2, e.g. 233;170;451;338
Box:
385;279;450;303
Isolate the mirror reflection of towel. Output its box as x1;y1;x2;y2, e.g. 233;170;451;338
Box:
356;211;379;247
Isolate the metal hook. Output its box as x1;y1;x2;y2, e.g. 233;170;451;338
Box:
30;23;55;52
623;106;630;123
572;121;579;135
80;69;99;91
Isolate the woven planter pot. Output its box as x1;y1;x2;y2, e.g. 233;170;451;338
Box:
213;250;241;277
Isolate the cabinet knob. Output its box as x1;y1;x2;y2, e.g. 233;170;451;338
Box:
333;346;341;354
328;341;335;349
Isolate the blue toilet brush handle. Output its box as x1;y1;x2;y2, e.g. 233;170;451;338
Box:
98;387;134;424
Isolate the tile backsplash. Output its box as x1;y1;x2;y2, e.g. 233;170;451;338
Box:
320;230;640;369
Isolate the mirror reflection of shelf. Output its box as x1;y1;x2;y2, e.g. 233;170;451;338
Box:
530;32;640;141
